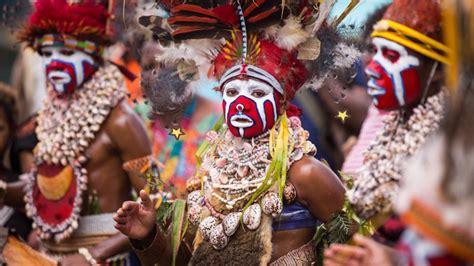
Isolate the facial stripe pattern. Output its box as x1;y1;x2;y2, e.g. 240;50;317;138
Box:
366;37;421;110
42;46;96;94
223;79;280;138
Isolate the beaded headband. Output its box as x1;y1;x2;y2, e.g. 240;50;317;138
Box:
372;20;451;65
34;34;104;57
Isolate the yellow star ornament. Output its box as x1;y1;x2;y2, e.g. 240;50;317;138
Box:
169;128;185;140
336;111;350;123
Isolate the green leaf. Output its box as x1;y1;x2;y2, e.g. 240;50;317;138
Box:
170;199;186;266
313;224;328;245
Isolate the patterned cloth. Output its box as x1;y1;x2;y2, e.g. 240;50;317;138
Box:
342;105;389;175
151;97;220;197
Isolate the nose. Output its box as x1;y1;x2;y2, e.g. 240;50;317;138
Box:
236;104;244;112
365;60;382;80
47;60;64;71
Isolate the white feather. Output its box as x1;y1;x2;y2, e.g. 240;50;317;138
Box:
262;25;280;40
275;16;310;51
332;43;361;69
311;0;336;35
136;1;168;18
156;39;224;68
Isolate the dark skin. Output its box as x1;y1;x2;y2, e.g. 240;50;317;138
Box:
5;99;152;264
114;155;345;265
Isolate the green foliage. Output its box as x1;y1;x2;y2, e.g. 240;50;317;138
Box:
313;173;375;265
88;190;102;215
243;114;290;216
170;199;187;266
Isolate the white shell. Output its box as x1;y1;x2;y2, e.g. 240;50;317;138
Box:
187;191;203;207
209;223;229;250
199;216;219;241
188;205;202;225
242;203;262;230
261;192;283;217
222;212;241;236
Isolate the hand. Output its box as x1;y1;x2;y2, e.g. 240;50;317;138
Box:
324;234;396;266
58;253;90;266
114;190;156;240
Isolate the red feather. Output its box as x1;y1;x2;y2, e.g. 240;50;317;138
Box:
19;0;110;45
171;4;237;26
243;0;267;17
168;15;219;25
247;7;279;23
172;25;217;36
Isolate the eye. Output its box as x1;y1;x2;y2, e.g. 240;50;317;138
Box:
59;49;75;56
367;44;377;55
40;49;52;57
226;88;238;97
251;89;267;98
382;48;400;63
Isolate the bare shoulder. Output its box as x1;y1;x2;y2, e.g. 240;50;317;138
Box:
106;100;140;128
288;156;340;188
104;100;151;160
288;155;345;222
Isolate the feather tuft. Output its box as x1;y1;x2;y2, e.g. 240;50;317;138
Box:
155;39;223;68
274;16;309;51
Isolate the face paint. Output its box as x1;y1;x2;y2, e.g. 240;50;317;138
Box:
365;37;421;110
223;79;281;138
41;46;97;95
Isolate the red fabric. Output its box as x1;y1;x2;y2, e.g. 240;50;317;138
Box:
19;0;110;45
33;164;77;226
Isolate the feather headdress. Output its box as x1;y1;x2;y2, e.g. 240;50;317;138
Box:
18;0;115;55
138;0;361;111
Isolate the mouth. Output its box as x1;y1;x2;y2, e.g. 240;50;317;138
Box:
48;71;71;84
367;79;386;97
230;114;254;128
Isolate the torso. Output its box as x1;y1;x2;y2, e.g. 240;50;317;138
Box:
82;108;134;214
271;227;315;261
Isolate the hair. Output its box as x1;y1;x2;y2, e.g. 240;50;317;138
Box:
0;83;18;136
361;4;390;45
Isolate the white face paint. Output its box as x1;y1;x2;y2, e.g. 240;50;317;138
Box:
41;46;96;94
366;37;421;108
222;79;280;138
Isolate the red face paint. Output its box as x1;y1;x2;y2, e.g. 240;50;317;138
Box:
366;38;422;111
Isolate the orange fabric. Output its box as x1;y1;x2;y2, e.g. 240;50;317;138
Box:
401;199;474;262
114;58;142;104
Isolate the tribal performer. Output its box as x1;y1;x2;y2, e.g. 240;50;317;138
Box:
113;0;362;265
1;0;153;264
325;0;474;264
346;0;449;242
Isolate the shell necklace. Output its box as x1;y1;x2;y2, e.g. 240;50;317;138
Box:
186;116;317;250
348;91;446;220
35;64;126;166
